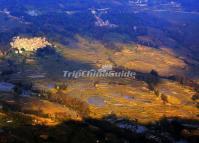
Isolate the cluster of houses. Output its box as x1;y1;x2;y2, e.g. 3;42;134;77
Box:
90;9;118;28
10;36;52;54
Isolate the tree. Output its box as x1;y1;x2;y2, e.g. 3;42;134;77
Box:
161;94;168;104
150;69;159;77
154;88;160;97
146;70;160;91
192;93;199;101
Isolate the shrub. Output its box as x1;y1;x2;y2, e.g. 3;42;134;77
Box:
161;94;168;104
168;75;186;85
148;82;155;91
48;93;89;118
54;83;67;91
154;88;160;97
192;93;199;101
